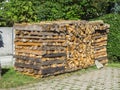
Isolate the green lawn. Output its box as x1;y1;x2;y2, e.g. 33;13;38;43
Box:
107;63;120;68
0;63;119;89
0;68;40;88
0;66;95;89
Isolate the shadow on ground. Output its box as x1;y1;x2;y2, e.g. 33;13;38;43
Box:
1;68;10;76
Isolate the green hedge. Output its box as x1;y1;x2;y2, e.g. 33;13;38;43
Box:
93;14;120;62
0;0;116;26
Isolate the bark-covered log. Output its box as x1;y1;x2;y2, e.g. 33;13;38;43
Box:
42;53;66;58
41;66;65;75
41;59;65;66
15;63;40;70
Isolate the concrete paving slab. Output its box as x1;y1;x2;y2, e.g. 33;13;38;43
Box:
0;55;14;67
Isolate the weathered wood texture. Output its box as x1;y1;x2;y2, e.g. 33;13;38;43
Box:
14;20;110;77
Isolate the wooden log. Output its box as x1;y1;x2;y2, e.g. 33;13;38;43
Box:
30;32;65;36
95;56;108;61
41;66;65;75
95;37;107;43
99;59;108;65
15;50;42;55
16;36;65;40
15;63;40;70
41;57;65;61
41;59;65;66
15;49;66;57
42;53;66;58
15;67;24;72
14;55;41;63
15;42;42;46
42;45;66;51
15;43;66;47
94;41;107;46
95;51;107;57
15;45;66;50
93;35;107;40
15;40;65;43
95;48;106;53
95;30;107;34
94;45;106;51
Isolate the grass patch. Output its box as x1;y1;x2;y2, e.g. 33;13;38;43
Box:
107;63;120;68
2;64;119;89
0;66;97;89
0;68;40;88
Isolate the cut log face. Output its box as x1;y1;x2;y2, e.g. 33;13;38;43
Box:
14;20;110;77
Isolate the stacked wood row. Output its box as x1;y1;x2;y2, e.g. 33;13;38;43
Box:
89;21;109;65
65;22;94;71
14;24;67;77
14;20;110;77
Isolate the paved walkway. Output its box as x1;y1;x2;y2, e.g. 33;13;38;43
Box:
4;67;120;90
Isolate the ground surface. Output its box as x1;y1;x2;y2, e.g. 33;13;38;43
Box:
1;67;120;90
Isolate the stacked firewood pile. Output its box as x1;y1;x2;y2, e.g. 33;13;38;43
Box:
14;20;110;77
64;21;109;71
65;21;94;71
90;21;109;65
14;24;67;77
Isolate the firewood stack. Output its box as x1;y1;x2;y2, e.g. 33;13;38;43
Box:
65;21;95;71
14;20;110;77
89;21;109;65
14;23;67;77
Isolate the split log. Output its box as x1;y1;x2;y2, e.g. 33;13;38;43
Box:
42;53;66;58
41;66;65;75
